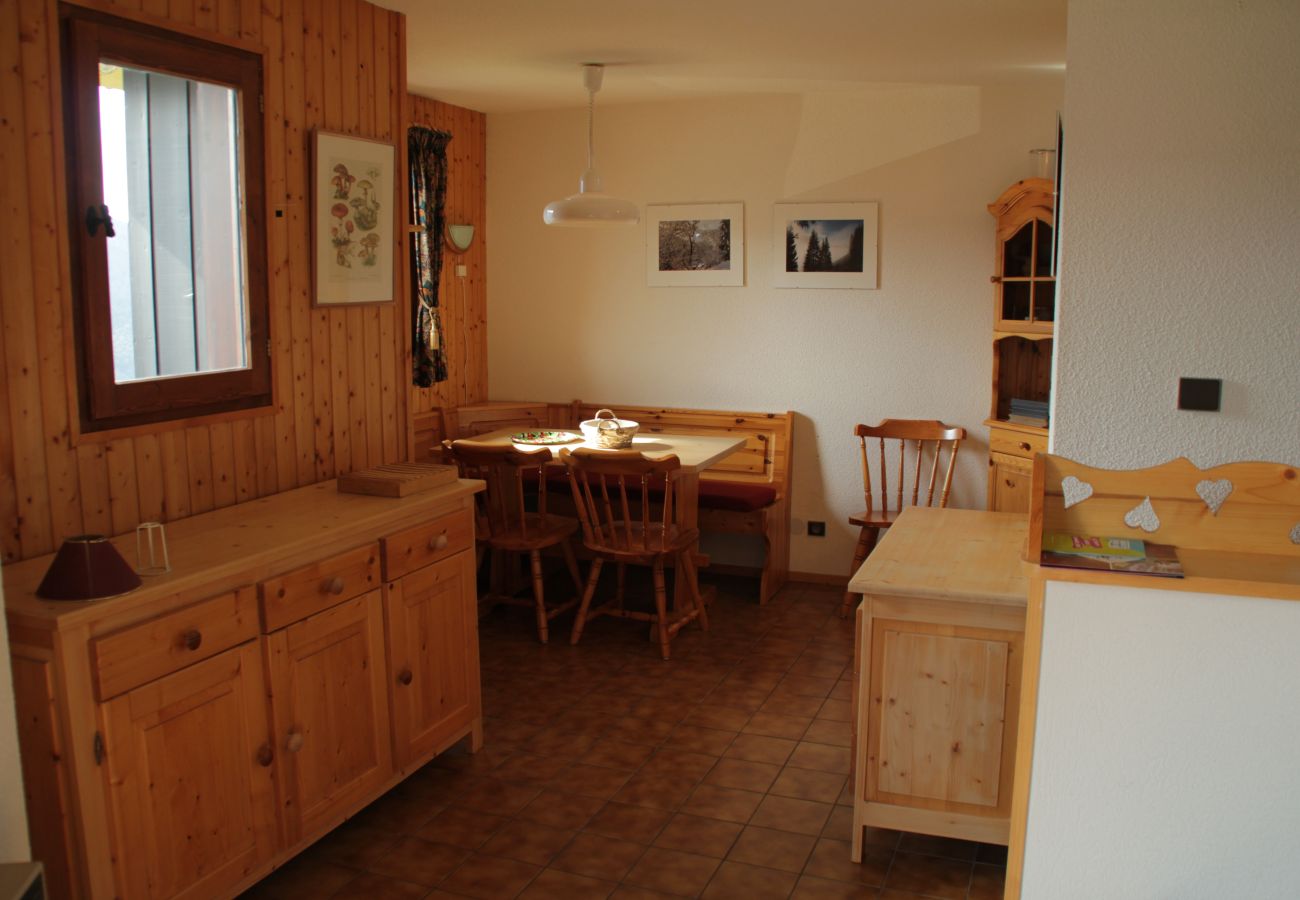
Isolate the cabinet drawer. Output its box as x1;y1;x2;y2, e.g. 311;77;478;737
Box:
90;586;258;701
259;542;380;631
382;508;473;581
989;427;1047;459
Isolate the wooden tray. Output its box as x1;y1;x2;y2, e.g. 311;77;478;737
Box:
338;463;459;498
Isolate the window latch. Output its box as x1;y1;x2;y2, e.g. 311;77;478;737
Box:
85;204;115;238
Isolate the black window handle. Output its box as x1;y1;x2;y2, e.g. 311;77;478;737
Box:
86;204;115;238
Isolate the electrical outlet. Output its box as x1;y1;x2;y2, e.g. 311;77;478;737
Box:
807;521;826;537
1177;377;1221;411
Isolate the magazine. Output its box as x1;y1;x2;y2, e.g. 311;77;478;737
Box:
1039;533;1184;577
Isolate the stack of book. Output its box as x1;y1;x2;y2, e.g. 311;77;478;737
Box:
1007;398;1049;427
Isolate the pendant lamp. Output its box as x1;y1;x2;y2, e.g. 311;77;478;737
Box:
543;64;639;227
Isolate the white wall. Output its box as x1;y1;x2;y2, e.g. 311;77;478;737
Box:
1021;580;1300;898
1052;0;1300;468
0;574;32;862
488;83;1062;575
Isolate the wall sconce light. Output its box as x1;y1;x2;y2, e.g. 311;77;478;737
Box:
444;223;475;254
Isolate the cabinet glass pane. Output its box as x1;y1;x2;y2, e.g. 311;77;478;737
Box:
1002;223;1033;278
1033;281;1056;322
1035;221;1053;276
1002;282;1031;322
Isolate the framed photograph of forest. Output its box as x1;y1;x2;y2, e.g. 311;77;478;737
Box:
646;203;744;287
773;202;878;289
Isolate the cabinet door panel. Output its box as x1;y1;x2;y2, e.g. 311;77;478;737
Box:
989;452;1034;514
100;641;276;900
266;590;393;845
385;552;478;767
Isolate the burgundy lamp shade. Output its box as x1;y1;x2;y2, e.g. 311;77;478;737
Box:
36;535;142;601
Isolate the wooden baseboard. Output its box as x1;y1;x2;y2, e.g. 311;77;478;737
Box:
788;570;848;586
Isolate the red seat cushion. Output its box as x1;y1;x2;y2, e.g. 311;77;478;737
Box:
698;480;776;513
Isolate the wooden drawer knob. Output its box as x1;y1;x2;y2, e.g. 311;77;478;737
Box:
428;533;449;552
181;629;202;651
1018;441;1032;452
323;576;345;595
285;731;305;753
397;668;413;686
256;744;274;767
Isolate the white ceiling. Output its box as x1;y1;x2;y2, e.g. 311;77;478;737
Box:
372;0;1068;113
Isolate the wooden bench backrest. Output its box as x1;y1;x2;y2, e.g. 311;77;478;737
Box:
571;401;793;498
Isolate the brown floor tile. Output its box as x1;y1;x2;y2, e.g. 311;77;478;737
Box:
586;801;674;844
610;887;680;900
724;733;798;765
968;863;1007;900
664;724;738;756
583;738;657;770
555;762;637;800
682;784;765;823
897;832;980;861
640;748;721;782
612;771;695;811
530;726;601;759
683;704;753;731
239;855;357;899
749;795;833;836
704;757;782;793
454;779;543;817
624;846;721;897
305;822;402;870
726;825;817;873
518;868;616;900
976;843;1009;865
742;712;813;741
654;813;743;859
882;851;974;900
417;805;510;850
551;831;650;882
815;699;853;723
701;860;799;899
759;694;827;718
493;752;575;787
439;853;541;900
803;837;890;887
706;685;773;710
605;715;679;746
770;766;847;805
801;719;852;748
330;872;429;900
368;836;468;886
787;742;851;775
516;789;606;830
790;875;877;899
478;818;575;866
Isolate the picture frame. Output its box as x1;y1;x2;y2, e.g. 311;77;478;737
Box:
312;130;395;305
773;202;878;289
645;203;744;287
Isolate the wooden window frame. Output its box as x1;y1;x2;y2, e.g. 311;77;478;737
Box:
61;4;272;433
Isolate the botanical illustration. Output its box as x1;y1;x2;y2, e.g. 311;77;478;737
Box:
326;159;383;269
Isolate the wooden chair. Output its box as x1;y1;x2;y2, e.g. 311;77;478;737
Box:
840;419;966;618
448;440;584;643
560;448;708;661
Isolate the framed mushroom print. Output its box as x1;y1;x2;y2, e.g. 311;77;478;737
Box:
312;131;395;305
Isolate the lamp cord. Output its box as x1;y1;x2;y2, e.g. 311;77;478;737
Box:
586;88;595;171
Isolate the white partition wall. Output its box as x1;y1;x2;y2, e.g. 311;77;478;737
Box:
1019;580;1300;899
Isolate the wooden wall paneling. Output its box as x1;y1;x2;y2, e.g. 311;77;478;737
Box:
358;4;385;468
159;430;191;520
75;444;111;537
322;0;354;478
0;0;56;559
134;434;165;524
194;0;217;31
338;0;368;473
143;0;168;18
395;11;413;462
105;438;141;535
185;425;215;514
210;421;237;509
168;0;196;28
232;419;258;503
0;294;18;560
238;0;259;41
19;0;84;551
375;7;398;464
216;0;239;38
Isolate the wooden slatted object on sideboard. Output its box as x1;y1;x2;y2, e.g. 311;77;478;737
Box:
3;478;484;900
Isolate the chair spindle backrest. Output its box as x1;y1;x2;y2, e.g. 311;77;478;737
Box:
449;440;552;540
855;419;966;516
560;449;682;554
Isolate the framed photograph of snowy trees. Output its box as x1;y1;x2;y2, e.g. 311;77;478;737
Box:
773;202;878;289
646;203;744;287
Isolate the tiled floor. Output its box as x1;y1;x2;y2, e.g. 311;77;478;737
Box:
242;575;1008;899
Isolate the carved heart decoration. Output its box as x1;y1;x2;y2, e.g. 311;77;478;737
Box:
1291;523;1300;545
1195;479;1233;516
1123;497;1160;533
1061;476;1094;509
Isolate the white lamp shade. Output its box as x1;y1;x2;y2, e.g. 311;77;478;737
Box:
542;191;640;226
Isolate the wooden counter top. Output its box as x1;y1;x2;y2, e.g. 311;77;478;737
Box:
3;478;484;633
847;506;1031;606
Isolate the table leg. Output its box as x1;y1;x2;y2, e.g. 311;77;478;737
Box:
673;473;709;612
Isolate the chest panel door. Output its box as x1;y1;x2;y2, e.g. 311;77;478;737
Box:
384;551;478;768
265;590;394;845
99;641;277;900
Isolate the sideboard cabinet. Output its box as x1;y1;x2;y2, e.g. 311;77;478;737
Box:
3;479;483;900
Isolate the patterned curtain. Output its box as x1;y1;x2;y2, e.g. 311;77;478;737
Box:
409;126;451;386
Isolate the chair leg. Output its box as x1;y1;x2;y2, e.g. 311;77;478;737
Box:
840;526;879;619
570;557;604;646
652;558;671;660
529;549;548;644
680;550;708;632
561;538;584;596
615;562;627;611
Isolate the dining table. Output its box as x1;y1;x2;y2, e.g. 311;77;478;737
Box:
465;426;745;608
